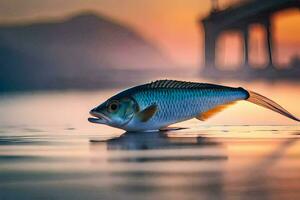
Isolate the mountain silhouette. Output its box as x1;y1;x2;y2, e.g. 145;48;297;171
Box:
0;12;172;91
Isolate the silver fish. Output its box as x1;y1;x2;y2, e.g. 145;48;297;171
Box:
89;80;299;131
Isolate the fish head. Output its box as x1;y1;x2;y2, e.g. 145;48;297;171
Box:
89;97;138;128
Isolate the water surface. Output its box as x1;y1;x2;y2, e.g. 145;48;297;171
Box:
0;81;300;200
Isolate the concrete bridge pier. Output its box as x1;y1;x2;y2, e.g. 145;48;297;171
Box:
265;19;274;67
242;26;249;67
203;25;218;69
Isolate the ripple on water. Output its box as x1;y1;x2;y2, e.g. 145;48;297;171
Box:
0;125;300;200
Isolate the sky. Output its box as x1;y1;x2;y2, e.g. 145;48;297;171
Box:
0;0;299;68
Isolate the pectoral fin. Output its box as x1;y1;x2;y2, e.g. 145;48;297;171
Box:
136;104;158;122
196;102;236;121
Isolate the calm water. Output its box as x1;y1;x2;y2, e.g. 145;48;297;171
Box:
0;81;300;200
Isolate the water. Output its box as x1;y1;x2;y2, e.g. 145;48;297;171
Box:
0;81;300;200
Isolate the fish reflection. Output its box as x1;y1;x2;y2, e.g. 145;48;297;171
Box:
99;131;222;151
89;130;227;198
89;131;227;163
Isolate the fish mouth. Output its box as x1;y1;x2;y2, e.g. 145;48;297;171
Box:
88;111;110;124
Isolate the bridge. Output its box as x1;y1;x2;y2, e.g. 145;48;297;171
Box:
200;0;300;79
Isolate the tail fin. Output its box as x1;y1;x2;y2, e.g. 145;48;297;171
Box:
246;90;300;122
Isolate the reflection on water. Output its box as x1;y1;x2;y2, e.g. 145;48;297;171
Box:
92;131;227;163
0;125;300;200
101;131;221;150
0;83;300;200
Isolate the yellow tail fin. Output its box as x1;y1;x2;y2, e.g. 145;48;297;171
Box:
247;91;300;122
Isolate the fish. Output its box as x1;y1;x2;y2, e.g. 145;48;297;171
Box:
88;80;299;132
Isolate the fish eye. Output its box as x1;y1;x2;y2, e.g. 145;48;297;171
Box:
108;101;119;112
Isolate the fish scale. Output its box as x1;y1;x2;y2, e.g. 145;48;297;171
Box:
132;87;247;127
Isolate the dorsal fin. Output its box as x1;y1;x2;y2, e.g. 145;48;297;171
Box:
147;80;232;90
196;102;236;121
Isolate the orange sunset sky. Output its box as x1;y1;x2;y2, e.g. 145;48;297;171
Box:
0;0;299;68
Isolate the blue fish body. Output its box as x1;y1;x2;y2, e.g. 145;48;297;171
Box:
89;80;299;132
